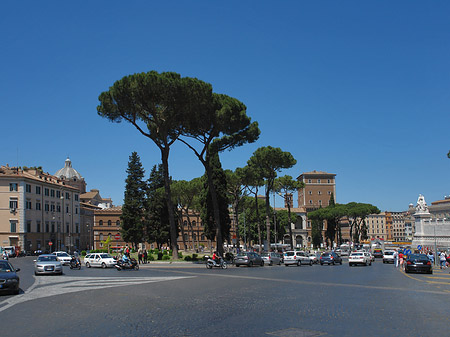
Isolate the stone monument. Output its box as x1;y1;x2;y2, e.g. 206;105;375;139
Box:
412;194;450;250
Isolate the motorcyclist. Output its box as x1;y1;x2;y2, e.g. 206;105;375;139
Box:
122;254;130;267
212;251;220;266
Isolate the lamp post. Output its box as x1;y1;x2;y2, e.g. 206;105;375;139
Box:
273;192;277;248
243;209;247;251
434;217;438;266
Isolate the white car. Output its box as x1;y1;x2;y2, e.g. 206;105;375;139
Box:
349;251;372;266
52;251;72;265
308;253;319;264
383;250;396;264
84;253;117;268
284;251;312;266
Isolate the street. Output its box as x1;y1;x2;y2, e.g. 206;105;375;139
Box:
1;256;450;336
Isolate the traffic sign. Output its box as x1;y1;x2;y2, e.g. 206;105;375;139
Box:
417;245;422;251
49;242;53;246
114;233;121;240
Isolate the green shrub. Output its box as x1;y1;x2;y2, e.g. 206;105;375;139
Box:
225;252;234;261
178;252;183;259
157;252;163;260
162;254;170;260
81;250;87;256
184;256;192;261
192;253;198;261
148;254;155;261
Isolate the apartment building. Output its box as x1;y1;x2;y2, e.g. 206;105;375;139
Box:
297;170;336;211
0;165;81;253
366;212;387;240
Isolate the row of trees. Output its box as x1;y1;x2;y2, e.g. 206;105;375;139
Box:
308;197;380;248
98;71;303;258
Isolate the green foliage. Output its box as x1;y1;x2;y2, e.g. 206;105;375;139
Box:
148;254;155;261
311;219;323;248
184;255;192;261
178;252;183;259
199;151;231;242
81;250;87;256
144;164;174;249
275;209;295;242
225;252;234;261
121;152;146;248
162;254;171;260
238;196;268;243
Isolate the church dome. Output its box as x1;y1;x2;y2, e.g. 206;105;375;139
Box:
55;158;83;181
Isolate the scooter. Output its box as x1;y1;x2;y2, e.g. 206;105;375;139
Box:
206;257;227;269
69;257;81;270
115;258;139;271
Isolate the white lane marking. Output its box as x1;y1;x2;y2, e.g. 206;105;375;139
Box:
0;276;194;313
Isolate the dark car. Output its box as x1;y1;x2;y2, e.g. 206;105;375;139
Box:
234;252;264;267
320;252;342;265
405;254;432;274
0;260;20;295
372;249;383;258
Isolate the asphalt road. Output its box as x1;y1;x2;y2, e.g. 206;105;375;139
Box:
2;257;450;337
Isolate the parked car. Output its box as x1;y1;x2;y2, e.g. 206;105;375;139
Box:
383;250;396;264
404;254;432;274
308;253;319;264
34;254;63;275
372;248;383;258
284;251;313;266
84;253;117;268
234;252;264;267
0;260;20;294
349;251;372;266
319;252;342;265
52;251;72;265
367;252;375;262
2;246;16;258
261;252;282;266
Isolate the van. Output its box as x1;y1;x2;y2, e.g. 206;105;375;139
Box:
3;246;16;258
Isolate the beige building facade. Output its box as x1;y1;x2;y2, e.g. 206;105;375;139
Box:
0;165;81;253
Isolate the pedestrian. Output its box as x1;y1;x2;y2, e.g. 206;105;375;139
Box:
138;247;143;264
439;251;446;269
143;249;148;264
394;250;399;268
399;251;404;268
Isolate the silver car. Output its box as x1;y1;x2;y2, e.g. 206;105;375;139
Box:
34;254;63;275
84;253;117;268
261;252;282;266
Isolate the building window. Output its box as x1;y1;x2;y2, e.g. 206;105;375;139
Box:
319;200;322;205
76;224;79;233
10;198;18;210
65;192;70;200
37;221;41;233
309;200;313;204
66;206;69;214
45;222;49;233
51;223;55;233
108;220;112;226
66;224;69;233
100;234;104;241
99;220;103;226
50;204;55;212
308;191;312;195
116;220;120;226
327;179;331;183
328;191;331;195
44;188;49;196
10;221;17;232
308;179;312;183
45;203;49;212
192;221;196;227
75;207;78;214
36;186;41;195
10;183;18;191
318;179;321;184
56;204;61;212
36;201;41;210
26;200;32;209
75;194;79;201
56;190;61;198
26;184;31;193
318;191;322;195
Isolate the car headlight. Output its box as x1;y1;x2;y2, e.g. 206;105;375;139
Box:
6;278;18;283
36;264;43;268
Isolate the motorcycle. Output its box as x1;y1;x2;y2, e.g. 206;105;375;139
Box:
206;257;227;269
69;257;81;270
115;258;139;271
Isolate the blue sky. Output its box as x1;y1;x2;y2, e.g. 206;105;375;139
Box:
1;1;449;211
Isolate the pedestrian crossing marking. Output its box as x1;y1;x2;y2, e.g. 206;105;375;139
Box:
0;275;194;313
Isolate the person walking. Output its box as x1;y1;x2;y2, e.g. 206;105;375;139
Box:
138;248;143;265
394;250;399;268
399;251;404;269
439;251;446;269
427;251;434;265
143;249;148;264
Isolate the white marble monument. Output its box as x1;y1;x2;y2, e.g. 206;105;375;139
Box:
412;194;450;250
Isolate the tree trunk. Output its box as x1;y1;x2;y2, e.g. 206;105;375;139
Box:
265;185;271;251
160;147;179;259
254;187;262;254
233;201;241;252
205;161;224;256
287;201;294;250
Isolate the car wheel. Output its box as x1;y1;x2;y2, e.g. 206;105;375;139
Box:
340;260;342;265
332;261;335;265
309;261;313;266
134;264;139;270
101;262;106;269
349;263;353;267
369;261;372;266
320;262;323;265
13;288;20;295
249;261;253;267
235;264;239;267
269;261;273;266
297;261;301;267
260;261;264;267
86;262;91;268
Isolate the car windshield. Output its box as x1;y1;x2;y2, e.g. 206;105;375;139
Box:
261;253;269;257
409;254;428;260
321;253;330;257
285;252;295;256
385;252;394;255
0;261;13;272
37;256;58;262
58;253;70;257
100;254;112;258
351;253;363;256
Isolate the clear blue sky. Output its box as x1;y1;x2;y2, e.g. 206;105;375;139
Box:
1;1;449;211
